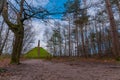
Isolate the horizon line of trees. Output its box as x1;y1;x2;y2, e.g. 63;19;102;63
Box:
0;0;120;64
46;0;120;58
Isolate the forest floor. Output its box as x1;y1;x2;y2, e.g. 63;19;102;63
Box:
0;58;120;80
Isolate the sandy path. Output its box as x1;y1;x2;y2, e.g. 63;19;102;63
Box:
0;59;120;80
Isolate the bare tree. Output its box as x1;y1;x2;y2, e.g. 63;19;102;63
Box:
0;19;10;55
0;28;9;55
22;21;35;54
2;0;48;64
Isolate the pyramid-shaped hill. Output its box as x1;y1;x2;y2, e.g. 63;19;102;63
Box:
24;47;52;59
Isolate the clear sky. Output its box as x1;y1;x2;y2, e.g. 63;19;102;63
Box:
46;0;67;11
45;0;67;19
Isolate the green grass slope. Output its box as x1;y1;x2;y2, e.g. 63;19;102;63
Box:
24;47;51;59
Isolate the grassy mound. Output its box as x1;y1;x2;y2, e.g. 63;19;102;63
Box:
24;47;51;59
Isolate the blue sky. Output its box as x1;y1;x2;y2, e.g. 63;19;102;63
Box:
44;0;67;19
46;0;67;11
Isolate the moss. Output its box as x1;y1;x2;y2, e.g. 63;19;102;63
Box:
116;57;120;61
24;47;52;59
0;68;7;73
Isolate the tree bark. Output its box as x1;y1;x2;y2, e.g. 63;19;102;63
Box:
38;40;40;57
68;19;71;56
0;0;5;14
0;20;4;50
2;0;24;64
80;27;86;57
11;30;24;64
0;29;9;55
105;0;120;57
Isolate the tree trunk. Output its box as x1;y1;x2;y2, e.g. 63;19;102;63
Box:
114;0;120;17
0;29;9;55
11;30;24;64
0;20;4;52
81;30;86;57
0;0;5;14
68;19;71;56
105;0;120;57
84;24;89;57
2;0;24;64
38;40;40;57
64;30;67;56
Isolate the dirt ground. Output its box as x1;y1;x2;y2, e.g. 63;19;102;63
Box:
0;59;120;80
